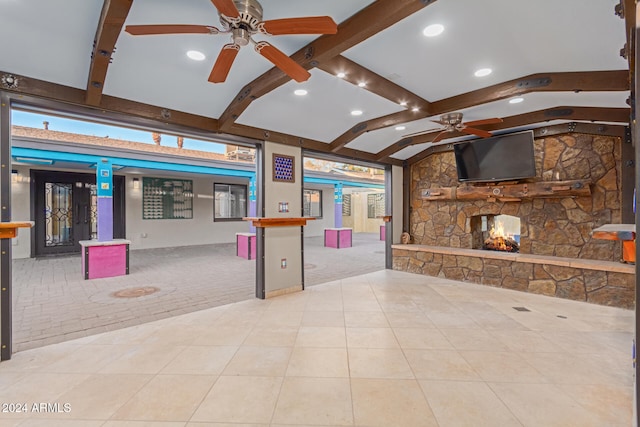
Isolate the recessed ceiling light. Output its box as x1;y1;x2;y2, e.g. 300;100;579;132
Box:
186;50;206;61
351;110;363;116
294;89;308;96
399;101;408;106
395;126;406;131
474;68;492;77
412;107;420;112
358;82;366;87
337;72;346;78
509;97;524;104
423;24;444;37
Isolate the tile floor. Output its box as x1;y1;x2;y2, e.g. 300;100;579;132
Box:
12;234;384;351
0;270;634;426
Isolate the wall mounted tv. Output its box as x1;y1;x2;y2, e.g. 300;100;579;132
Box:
453;130;536;183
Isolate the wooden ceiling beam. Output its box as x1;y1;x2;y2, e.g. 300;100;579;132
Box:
86;0;133;106
317;55;430;110
329;70;630;153
405;122;628;166
431;70;629;114
617;0;635;87
2;71;219;132
217;0;437;129
1;71;401;165
377;106;630;161
328;110;427;153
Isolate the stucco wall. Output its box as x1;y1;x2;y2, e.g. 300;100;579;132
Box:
126;174;251;250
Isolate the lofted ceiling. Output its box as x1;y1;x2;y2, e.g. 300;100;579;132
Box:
0;0;632;166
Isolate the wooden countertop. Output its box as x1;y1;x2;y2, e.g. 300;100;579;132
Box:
0;221;34;238
243;217;315;227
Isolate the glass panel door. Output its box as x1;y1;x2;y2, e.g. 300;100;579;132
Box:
44;182;74;248
33;171;124;256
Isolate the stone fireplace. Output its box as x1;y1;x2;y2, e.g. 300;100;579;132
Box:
470;214;521;252
393;132;635;308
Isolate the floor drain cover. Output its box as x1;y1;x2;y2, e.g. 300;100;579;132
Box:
304;263;316;270
512;306;530;312
374;251;385;254
112;286;160;298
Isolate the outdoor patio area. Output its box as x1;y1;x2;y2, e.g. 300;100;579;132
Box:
11;233;385;352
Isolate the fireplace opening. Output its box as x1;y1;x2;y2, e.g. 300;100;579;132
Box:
471;214;521;253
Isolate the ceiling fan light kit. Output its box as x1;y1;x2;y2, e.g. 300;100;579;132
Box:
124;0;337;84
403;112;504;143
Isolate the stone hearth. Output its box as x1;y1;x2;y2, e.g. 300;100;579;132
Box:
392;245;634;309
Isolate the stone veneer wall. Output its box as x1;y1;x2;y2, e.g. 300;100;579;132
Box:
392;247;635;309
409;133;622;261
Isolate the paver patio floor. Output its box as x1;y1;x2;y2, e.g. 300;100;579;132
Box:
11;233;384;352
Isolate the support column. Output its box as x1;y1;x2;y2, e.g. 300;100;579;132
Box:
383;165;404;270
249;174;257;233
96;158;113;241
255;141;303;299
0;92;11;360
634;5;640;424
384;166;393;269
334;182;343;228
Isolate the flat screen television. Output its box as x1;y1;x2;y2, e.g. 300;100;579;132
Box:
453;130;536;182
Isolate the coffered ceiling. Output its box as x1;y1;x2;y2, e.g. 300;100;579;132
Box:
0;0;632;166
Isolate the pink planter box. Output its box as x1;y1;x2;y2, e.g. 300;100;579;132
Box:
236;233;257;260
324;228;352;249
80;240;130;280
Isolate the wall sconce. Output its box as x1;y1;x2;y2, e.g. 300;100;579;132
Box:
132;177;140;189
11;169;18;183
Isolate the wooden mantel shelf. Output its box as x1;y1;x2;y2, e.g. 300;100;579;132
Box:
243;217;315;228
0;221;34;239
421;179;591;202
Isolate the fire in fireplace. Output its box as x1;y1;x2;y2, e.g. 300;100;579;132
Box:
483;220;519;252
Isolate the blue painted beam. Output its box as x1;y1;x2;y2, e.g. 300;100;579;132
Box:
303;176;384;189
11;147;255;178
12;147;384;188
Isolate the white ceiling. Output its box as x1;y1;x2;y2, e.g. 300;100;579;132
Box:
0;0;630;162
236;68;405;143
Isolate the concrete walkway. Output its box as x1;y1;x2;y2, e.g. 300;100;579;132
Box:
11;233;385;352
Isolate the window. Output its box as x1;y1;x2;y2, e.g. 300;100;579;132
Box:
303;189;322;218
143;178;193;219
342;194;351;216
214;183;247;221
367;193;385;218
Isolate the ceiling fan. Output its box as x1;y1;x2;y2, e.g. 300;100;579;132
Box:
124;0;338;83
405;112;503;143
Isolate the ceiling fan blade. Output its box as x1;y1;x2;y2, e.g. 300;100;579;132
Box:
208;44;240;83
462;127;493;138
125;24;217;36
259;16;338;35
211;0;240;18
255;41;311;82
432;131;450;143
464;117;503;127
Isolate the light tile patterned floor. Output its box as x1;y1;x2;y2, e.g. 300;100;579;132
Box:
11;234;384;351
0;270;633;426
